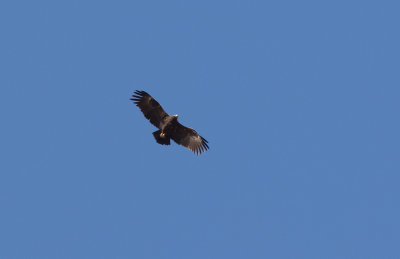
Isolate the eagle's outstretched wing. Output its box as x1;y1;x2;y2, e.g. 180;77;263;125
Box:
169;121;209;155
130;90;169;128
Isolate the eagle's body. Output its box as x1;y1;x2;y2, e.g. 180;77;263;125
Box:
131;90;209;155
159;114;177;132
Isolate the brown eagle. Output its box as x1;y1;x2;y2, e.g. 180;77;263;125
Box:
131;90;209;155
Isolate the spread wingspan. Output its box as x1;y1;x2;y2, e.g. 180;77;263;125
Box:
130;90;168;128
131;90;209;155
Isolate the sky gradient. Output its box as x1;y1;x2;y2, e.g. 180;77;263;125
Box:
1;0;400;258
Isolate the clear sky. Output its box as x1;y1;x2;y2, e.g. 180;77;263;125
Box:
1;0;399;258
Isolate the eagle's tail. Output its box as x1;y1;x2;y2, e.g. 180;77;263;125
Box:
152;130;171;145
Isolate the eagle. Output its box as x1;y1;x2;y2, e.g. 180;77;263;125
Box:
131;90;209;155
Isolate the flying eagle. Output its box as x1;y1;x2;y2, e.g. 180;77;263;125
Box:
131;90;209;155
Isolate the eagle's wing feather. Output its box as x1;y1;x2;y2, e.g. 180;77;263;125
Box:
130;90;169;128
170;121;209;155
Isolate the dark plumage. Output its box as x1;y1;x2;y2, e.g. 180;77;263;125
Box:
130;90;209;155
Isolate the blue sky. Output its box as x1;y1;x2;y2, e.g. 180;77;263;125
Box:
1;0;399;258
